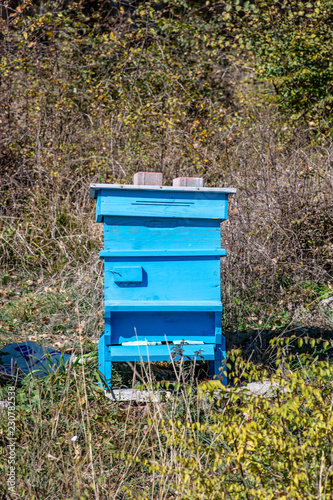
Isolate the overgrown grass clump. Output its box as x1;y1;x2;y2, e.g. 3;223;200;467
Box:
1;339;333;499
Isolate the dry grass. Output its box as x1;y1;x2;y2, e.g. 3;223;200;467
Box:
1;90;332;330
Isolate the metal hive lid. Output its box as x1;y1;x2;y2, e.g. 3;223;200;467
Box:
89;183;237;199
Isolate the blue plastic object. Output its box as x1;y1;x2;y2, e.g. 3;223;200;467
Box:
0;341;71;379
89;182;236;386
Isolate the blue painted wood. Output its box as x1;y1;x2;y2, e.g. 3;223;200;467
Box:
103;217;221;251
96;195;103;223
100;249;227;257
103;257;221;305
113;266;143;285
214;311;223;345
104;312;111;345
209;341;227;384
90;183;235;387
98;333;112;386
106;311;217;345
109;343;215;362
104;301;222;311
96;188;229;220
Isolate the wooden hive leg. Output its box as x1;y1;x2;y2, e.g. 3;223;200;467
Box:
209;313;227;384
209;345;227;384
98;312;112;388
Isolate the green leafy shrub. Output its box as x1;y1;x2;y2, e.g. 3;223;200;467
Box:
1;336;333;498
223;0;333;138
126;342;333;499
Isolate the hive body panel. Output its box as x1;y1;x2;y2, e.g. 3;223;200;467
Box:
96;188;229;220
108;311;217;345
103;217;221;250
104;257;221;303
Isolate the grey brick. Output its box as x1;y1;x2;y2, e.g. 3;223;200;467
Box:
133;172;163;185
173;177;204;187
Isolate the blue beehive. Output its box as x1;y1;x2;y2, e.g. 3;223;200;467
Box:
90;174;236;386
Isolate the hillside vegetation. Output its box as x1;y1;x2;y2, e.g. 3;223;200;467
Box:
0;1;333;498
1;0;332;327
1;0;332;333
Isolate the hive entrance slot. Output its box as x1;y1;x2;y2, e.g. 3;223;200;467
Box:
121;340;205;346
132;201;193;207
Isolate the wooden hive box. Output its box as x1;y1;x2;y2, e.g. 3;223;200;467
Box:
90;174;236;386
